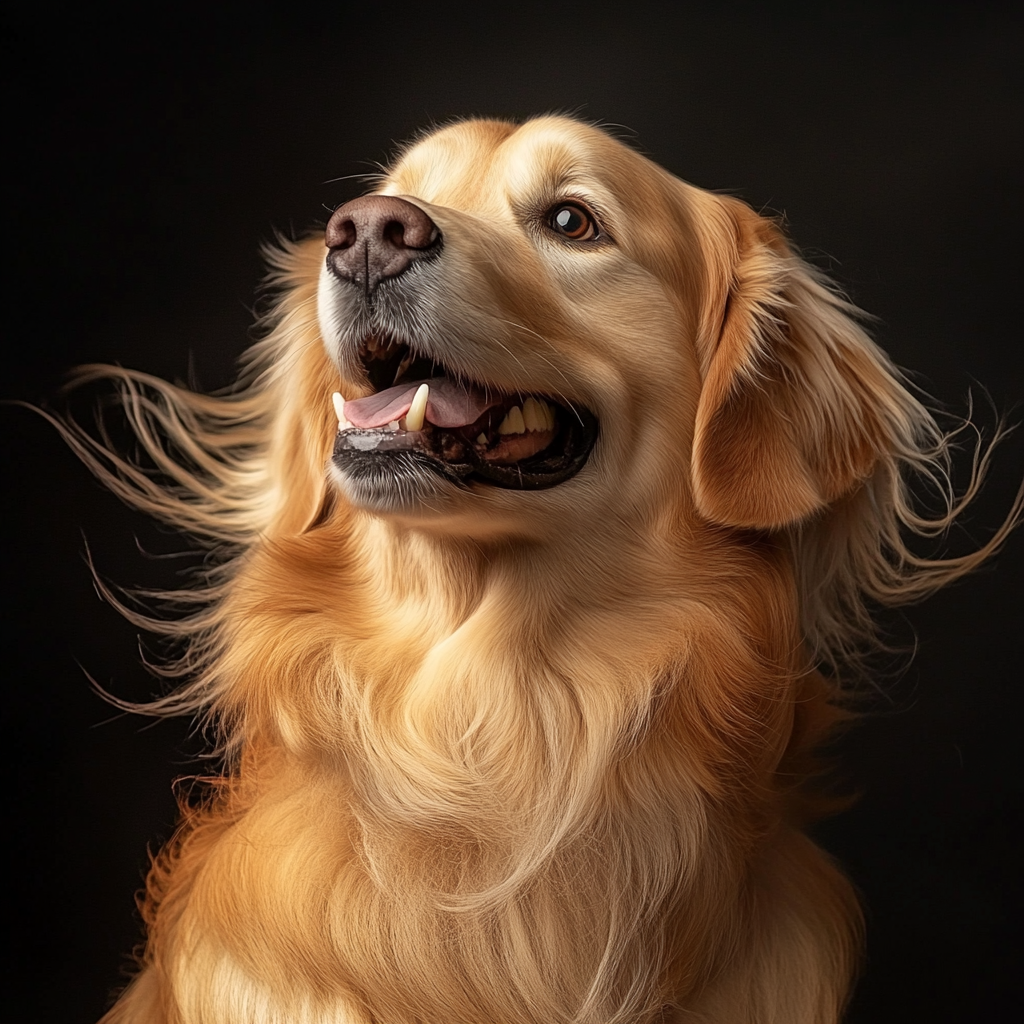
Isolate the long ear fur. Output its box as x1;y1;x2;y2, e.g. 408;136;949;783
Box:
692;199;908;530
690;198;1022;675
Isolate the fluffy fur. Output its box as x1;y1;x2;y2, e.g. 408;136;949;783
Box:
51;116;1019;1023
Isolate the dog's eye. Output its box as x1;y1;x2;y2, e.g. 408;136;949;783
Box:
548;203;598;241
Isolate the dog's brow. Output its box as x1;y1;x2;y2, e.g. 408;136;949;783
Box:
506;161;611;217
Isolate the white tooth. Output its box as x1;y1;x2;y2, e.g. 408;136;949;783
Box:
404;383;429;432
387;420;400;432
522;397;540;432
498;405;526;435
332;392;348;428
476;433;488;445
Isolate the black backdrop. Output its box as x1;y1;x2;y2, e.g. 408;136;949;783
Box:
6;3;1022;1021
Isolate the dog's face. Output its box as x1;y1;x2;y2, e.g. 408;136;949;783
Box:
317;117;729;536
317;115;903;544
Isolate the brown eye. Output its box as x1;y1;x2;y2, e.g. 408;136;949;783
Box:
549;203;598;241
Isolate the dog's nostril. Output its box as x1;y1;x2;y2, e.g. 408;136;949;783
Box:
382;219;407;248
327;216;357;250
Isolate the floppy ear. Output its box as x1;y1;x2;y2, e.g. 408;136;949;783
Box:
691;199;899;531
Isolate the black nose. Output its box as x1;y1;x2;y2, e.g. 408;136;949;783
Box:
324;195;441;295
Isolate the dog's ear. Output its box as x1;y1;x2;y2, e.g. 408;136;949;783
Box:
691;199;898;530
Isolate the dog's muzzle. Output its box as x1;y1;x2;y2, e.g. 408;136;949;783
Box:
321;196;599;498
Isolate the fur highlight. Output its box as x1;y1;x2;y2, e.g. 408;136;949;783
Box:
41;116;1020;1024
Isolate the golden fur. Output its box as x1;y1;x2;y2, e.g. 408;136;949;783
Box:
50;116;1020;1023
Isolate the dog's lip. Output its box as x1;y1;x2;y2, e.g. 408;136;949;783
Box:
330;402;598;492
330;331;599;491
333;384;567;465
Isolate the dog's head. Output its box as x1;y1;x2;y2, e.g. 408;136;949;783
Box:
316;115;910;540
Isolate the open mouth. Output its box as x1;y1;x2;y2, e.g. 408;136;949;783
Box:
331;332;598;490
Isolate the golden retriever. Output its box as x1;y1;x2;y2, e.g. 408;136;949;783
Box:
55;115;1019;1023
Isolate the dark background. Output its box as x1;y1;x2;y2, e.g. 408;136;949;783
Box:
5;3;1022;1021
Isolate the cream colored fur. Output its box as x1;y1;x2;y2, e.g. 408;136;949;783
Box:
46;116;1019;1024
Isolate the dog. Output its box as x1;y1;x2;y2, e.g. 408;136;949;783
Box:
56;115;1018;1023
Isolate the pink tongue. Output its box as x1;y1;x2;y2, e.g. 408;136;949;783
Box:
344;378;501;429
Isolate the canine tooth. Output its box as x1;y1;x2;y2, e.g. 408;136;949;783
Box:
404;383;429;432
476;433;488;445
498;405;526;435
332;392;349;429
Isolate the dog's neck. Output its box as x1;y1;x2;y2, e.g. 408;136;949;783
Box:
352;514;492;622
344;506;677;640
239;497;799;768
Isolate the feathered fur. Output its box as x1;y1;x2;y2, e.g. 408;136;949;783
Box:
45;116;1020;1024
